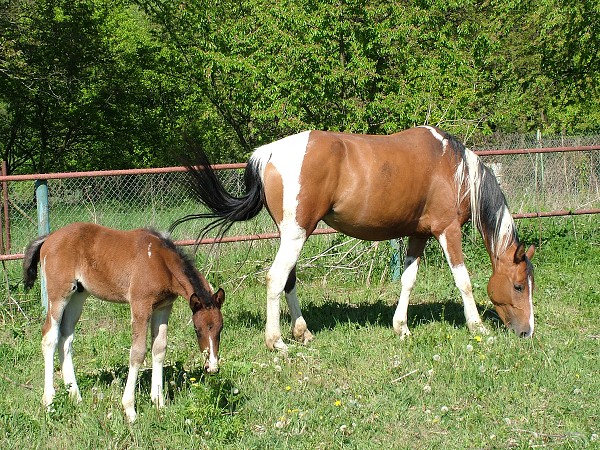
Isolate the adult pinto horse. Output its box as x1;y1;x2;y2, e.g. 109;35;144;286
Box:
23;222;225;422
174;126;534;352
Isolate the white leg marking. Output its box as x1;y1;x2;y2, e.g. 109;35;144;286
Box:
438;233;486;333
266;230;306;352
122;363;140;423
42;316;60;407
393;256;419;338
58;294;86;403
150;308;171;408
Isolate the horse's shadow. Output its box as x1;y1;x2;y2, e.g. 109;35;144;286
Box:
78;361;243;411
235;297;501;336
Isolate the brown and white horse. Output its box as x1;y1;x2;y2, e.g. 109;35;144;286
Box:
23;222;225;422
174;126;534;352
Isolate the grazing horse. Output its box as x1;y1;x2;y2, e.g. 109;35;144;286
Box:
173;126;534;352
23;222;225;422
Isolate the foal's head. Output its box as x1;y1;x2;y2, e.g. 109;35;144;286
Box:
190;288;225;373
487;243;535;337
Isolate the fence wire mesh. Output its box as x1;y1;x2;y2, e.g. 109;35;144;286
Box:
2;133;599;261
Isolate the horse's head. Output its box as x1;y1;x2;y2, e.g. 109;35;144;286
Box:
190;288;225;373
487;243;535;337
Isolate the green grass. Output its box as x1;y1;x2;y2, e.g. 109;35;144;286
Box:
0;215;598;449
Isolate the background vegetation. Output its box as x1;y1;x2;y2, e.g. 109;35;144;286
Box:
0;216;598;448
2;0;599;174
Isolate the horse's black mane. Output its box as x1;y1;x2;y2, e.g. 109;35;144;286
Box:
442;131;519;256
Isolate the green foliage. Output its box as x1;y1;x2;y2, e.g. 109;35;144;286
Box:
1;0;599;169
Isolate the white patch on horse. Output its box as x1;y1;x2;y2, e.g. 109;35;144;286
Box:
147;243;152;258
251;130;311;237
438;232;482;329
418;125;448;153
206;336;219;372
527;276;535;336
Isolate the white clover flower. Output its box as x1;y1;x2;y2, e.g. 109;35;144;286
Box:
466;344;474;352
423;384;432;393
432;354;441;362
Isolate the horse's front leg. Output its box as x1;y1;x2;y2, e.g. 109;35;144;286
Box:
438;226;488;335
122;307;150;423
150;304;173;410
393;237;427;338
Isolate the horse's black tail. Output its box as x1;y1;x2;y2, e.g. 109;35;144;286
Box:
23;235;49;291
170;141;265;238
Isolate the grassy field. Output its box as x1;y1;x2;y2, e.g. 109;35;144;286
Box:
0;215;598;449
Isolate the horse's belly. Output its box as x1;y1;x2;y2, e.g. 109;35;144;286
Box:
322;213;429;241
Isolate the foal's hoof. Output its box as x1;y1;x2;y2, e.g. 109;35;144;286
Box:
393;321;411;339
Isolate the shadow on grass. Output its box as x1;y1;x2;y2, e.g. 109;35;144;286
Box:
232;297;502;335
78;361;245;412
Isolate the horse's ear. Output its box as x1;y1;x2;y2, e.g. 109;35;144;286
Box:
213;288;225;308
526;244;535;261
189;293;202;311
513;243;526;263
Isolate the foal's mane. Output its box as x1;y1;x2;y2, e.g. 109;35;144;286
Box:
146;229;215;307
444;133;519;258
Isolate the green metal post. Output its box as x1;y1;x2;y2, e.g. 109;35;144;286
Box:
35;180;50;312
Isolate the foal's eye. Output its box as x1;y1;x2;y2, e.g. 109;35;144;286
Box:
514;284;524;292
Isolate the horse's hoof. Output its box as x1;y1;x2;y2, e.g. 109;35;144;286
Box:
293;327;314;345
468;322;489;335
267;336;288;354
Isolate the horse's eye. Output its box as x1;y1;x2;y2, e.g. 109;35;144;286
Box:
514;284;524;292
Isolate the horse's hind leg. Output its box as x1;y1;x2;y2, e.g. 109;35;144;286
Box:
265;230;307;352
58;290;88;403
41;286;73;407
285;266;314;345
393;237;428;338
149;304;173;409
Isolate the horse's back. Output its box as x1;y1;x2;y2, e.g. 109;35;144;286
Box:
40;223;177;303
255;127;467;240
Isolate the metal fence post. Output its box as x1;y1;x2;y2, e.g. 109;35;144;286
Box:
35;179;50;312
389;239;401;281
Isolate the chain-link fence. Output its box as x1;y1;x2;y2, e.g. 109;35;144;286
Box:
1;134;599;262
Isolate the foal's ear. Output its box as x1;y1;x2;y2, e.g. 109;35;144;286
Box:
189;293;202;311
213;288;225;308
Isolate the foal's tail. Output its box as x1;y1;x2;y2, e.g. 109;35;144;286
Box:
170;142;265;238
23;235;49;290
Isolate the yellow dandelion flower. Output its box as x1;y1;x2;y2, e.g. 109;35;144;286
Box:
474;335;482;342
285;385;292;391
334;400;342;407
189;377;197;383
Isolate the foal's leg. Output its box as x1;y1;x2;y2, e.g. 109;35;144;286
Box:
58;291;88;403
393;237;428;338
438;225;487;334
42;303;66;407
149;304;173;409
122;304;150;423
265;230;307;352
